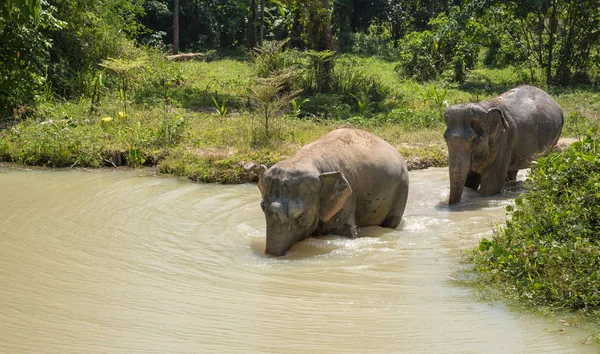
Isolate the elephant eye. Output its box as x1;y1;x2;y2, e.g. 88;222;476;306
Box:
288;201;305;219
260;200;267;211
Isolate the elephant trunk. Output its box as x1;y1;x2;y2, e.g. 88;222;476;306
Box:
265;231;294;256
264;201;295;256
448;151;471;205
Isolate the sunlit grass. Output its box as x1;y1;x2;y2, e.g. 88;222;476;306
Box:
2;55;598;182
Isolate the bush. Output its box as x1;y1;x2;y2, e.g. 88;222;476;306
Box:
0;5;60;120
396;10;481;83
331;56;389;104
349;21;399;59
250;39;290;78
469;134;600;315
397;30;442;81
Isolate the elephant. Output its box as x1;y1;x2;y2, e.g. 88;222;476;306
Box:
444;85;563;204
258;128;409;256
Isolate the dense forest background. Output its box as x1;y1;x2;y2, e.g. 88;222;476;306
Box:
1;0;599;119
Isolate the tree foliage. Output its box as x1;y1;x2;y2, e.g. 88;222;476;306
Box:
1;0;599;120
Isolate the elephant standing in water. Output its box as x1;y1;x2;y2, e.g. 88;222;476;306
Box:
258;128;409;256
444;85;563;204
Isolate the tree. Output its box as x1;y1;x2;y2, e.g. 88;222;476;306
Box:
173;0;179;54
280;0;334;51
482;0;600;84
1;0;41;25
0;0;59;119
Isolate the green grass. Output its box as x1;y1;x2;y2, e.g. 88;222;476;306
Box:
1;54;599;183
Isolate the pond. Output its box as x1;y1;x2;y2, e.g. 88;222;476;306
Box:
0;168;596;353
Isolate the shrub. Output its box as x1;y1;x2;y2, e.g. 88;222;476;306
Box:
250;39;290;78
350;21;399;59
0;4;60;120
469;133;600;315
397;30;443;81
331;56;389;104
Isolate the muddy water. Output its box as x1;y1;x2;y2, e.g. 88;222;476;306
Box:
0;168;596;353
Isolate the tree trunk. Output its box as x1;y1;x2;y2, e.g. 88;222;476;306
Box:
537;12;544;68
520;18;535;84
546;0;558;84
246;0;257;48
557;10;576;85
259;0;265;46
173;0;179;55
316;0;333;51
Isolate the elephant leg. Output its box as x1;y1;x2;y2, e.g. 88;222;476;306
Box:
478;172;505;196
464;171;481;190
319;203;358;238
478;155;511;196
382;183;409;228
506;170;518;181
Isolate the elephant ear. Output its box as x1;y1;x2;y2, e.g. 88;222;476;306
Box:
257;165;268;197
487;108;509;139
319;171;353;222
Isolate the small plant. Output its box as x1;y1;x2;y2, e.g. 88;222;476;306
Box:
126;148;146;167
250;68;300;141
419;84;448;108
213;95;229;116
99;57;146;115
251;39;290;77
330;57;389;106
291;98;309;117
89;72;104;113
350;92;368;116
159;69;183;110
126;121;147;167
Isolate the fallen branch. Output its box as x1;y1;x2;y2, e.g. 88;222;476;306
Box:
166;53;208;62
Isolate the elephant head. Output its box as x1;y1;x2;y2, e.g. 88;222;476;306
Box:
443;103;508;204
258;166;352;256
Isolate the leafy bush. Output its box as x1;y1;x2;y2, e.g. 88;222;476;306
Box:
0;3;62;120
469;134;600;315
396;10;481;83
397;30;442;81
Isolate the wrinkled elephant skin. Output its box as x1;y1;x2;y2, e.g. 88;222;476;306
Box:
444;85;563;204
258;128;409;256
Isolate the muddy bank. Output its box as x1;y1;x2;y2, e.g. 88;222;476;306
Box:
0;138;577;184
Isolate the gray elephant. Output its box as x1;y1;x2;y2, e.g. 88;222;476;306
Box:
258;128;409;256
444;85;563;204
